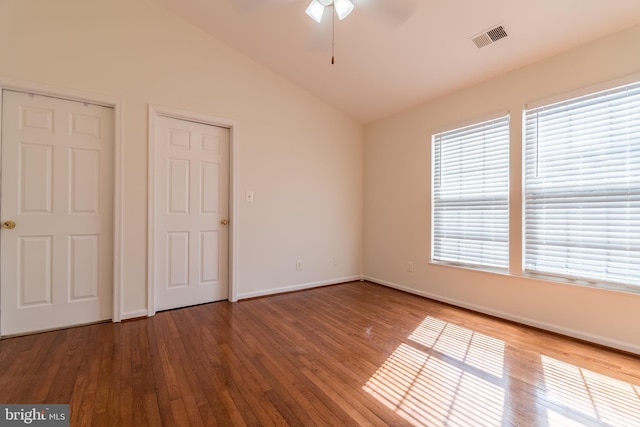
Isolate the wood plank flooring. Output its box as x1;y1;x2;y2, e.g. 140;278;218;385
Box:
1;281;639;426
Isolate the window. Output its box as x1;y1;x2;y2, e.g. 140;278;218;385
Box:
524;81;640;288
432;115;510;269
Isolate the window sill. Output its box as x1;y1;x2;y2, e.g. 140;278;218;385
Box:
429;260;510;276
429;261;640;295
522;271;640;295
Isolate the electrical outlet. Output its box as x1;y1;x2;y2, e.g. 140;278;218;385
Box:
407;261;414;272
296;260;303;270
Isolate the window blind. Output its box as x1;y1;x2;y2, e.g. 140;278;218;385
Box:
432;115;510;269
524;81;640;288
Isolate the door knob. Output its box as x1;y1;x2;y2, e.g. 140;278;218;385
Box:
220;219;229;226
2;220;16;229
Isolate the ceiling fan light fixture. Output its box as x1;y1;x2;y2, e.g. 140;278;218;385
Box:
334;0;354;20
305;0;326;23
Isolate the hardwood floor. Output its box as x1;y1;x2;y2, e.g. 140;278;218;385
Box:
1;281;639;426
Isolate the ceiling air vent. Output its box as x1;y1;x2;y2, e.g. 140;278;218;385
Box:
472;25;508;49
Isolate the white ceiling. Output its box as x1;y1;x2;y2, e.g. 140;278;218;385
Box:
151;0;640;123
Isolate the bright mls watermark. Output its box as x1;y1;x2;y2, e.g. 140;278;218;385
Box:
0;405;69;426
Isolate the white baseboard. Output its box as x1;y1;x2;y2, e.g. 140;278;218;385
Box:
237;275;364;300
120;309;148;321
122;276;362;319
363;275;640;355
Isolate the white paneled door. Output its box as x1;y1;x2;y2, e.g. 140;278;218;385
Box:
154;116;229;311
0;90;114;336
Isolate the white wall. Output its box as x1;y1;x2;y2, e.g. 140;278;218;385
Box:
364;23;640;354
0;0;363;317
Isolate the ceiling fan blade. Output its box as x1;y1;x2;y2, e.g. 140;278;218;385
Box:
355;0;418;28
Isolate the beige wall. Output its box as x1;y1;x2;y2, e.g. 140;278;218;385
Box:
3;0;638;353
364;24;640;354
0;0;363;317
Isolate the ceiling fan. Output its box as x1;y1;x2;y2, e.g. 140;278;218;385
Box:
232;0;417;28
231;0;418;63
304;0;355;64
303;0;418;64
305;0;354;23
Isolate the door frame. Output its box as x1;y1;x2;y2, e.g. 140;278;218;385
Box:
0;76;125;324
147;105;238;316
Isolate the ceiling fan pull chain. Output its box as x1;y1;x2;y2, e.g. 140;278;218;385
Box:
331;5;335;64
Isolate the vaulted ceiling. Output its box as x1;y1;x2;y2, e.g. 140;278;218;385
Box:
151;0;640;123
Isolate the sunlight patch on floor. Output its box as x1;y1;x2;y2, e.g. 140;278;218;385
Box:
541;355;640;426
364;315;640;426
364;316;505;426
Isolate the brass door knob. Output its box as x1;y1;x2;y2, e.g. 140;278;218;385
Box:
2;220;16;229
220;219;229;226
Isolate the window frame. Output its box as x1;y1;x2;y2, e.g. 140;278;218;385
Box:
522;76;640;291
431;113;511;272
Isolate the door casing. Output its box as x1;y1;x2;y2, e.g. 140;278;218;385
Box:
147;105;238;317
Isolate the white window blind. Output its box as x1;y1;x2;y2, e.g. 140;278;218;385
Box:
524;81;640;288
432;115;510;269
